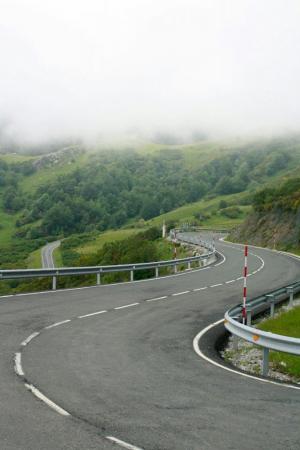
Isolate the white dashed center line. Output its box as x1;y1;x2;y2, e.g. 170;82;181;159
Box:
146;296;167;302
172;291;190;296
193;287;208;291
78;310;107;319
225;280;235;284
210;283;223;288
114;303;140;310
45;320;71;330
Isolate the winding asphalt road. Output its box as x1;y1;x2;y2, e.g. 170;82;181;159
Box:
1;234;300;449
41;241;61;268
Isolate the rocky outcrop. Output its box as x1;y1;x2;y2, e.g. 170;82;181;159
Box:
33;146;82;170
230;208;300;249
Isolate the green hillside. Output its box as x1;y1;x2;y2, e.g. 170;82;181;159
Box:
1;135;300;269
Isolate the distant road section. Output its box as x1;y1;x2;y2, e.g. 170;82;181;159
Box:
41;241;61;268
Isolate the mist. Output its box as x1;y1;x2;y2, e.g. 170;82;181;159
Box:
1;0;300;144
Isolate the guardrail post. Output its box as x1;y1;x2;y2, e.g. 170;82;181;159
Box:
232;335;239;350
52;276;57;291
130;270;134;282
266;294;275;317
287;287;294;308
187;261;191;270
246;308;252;326
155;267;159;278
174;264;177;274
262;347;269;376
97;272;101;285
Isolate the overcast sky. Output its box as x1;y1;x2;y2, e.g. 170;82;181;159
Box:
1;0;300;143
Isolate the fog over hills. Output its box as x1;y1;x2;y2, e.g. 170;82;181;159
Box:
1;0;300;145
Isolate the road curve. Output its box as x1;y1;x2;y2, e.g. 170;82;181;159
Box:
1;235;300;450
41;240;61;268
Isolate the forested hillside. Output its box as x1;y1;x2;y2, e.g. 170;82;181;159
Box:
1;136;300;268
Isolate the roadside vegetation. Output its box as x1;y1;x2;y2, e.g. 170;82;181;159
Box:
0;227;190;295
257;305;300;378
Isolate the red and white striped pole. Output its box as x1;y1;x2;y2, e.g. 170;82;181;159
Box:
242;245;248;324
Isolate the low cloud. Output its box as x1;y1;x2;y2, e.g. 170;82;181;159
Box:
1;0;300;144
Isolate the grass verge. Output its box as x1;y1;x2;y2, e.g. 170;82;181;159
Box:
257;305;300;378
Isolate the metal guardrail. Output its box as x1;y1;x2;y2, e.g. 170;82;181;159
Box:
224;279;300;376
0;232;216;291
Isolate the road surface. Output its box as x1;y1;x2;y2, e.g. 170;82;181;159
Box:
1;234;299;449
41;241;61;268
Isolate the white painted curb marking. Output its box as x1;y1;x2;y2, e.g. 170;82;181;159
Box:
193;320;300;390
21;332;40;346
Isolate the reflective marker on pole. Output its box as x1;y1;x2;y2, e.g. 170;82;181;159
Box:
242;245;248;324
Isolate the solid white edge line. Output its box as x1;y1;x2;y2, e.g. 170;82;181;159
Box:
45;319;71;329
78;310;107;319
25;383;71;416
146;296;167;302
193;319;300;390
106;436;144;450
172;290;190;296
214;261;224;266
21;331;40;346
14;353;24;376
114;302;139;310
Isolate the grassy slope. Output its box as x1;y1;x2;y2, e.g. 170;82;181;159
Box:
146;192;251;229
20;152;88;194
258;306;300;378
51;228;146;267
75;229;145;255
52;246;63;267
26;248;42;269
